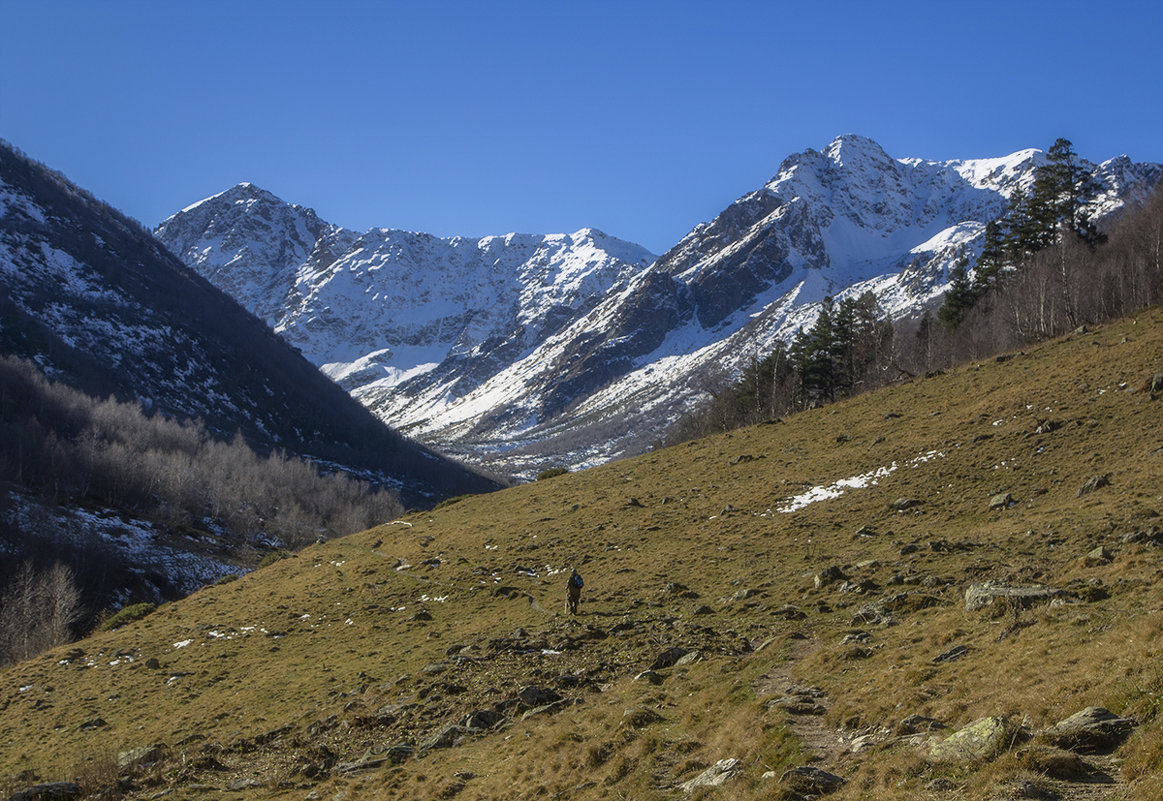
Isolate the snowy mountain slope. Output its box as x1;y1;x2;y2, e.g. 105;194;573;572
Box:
158;135;1161;478
0;142;500;505
156;189;655;396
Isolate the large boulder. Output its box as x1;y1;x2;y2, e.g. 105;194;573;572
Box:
929;716;1021;762
1043;707;1135;753
964;582;1062;612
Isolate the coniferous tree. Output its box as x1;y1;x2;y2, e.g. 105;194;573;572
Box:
938;263;978;328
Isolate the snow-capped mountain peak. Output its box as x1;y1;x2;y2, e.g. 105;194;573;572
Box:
156;136;1161;479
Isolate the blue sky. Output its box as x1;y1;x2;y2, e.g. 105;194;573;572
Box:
3;0;1161;253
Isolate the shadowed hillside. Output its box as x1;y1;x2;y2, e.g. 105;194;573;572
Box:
1;309;1162;800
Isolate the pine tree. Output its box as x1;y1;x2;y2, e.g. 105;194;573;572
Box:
938;263;978;328
974;221;1007;292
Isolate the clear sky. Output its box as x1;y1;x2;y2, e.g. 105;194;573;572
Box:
3;0;1161;254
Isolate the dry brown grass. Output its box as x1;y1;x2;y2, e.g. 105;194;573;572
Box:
0;310;1161;800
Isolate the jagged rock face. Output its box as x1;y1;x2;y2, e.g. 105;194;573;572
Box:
155;135;1162;478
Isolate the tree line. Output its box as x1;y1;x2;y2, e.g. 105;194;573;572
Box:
666;152;1161;444
0;356;404;549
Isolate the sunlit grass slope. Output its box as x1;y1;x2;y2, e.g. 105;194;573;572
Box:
2;310;1162;801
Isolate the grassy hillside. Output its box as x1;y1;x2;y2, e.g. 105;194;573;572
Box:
2;309;1162;801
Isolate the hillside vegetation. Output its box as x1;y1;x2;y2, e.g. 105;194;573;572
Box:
2;309;1162;800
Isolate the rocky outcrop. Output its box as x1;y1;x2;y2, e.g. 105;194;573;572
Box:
929;716;1022;762
1043;706;1136;753
964;582;1063;612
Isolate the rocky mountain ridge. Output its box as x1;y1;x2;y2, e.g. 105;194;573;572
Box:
156;135;1162;477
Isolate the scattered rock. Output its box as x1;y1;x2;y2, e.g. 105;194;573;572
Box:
1077;474;1112;497
117;745;164;769
8;783;83;801
521;699;574;720
726;588;760;603
385;745;415;764
634;670;665;685
78;718;107;731
989;492;1015;510
896;714;946;735
929;716;1021;762
1083;545;1113;566
965;582;1063;612
650;646;690;670
1123;527;1163;546
814;565;848;588
691;604;714;616
625;497;645;508
517;686;562;707
931;645;969;664
729;454;757;465
891;497;922;512
772;604;807;620
144;657;160;670
463;709;505;730
849;601;896;627
226;778;262;791
1034;420;1061;434
420;724;475;751
1043;706;1136;753
778;765;846;795
679;758;742;792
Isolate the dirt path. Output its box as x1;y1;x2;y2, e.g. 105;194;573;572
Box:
755;637;1129;800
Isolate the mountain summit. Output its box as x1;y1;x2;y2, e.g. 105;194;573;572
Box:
156;136;1161;477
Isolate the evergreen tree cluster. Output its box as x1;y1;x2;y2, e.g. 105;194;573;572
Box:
940;138;1105;327
666;293;892;442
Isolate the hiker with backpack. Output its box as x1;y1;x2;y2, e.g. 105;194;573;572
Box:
566;568;583;615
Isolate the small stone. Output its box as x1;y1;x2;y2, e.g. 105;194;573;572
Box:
815;565;848;588
989;492;1014;510
517;685;561;707
649;646;690;670
1083;546;1113;566
1077;474;1111;497
931;645;969;664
